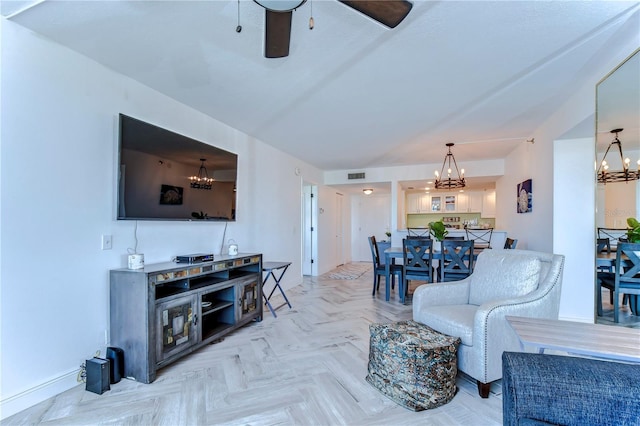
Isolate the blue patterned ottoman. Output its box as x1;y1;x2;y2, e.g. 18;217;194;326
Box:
365;320;461;411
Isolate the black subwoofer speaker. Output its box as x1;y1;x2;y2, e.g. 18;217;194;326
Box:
106;346;124;384
85;357;110;394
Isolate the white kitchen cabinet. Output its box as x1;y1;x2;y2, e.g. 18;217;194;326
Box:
482;191;496;218
406;193;429;213
468;192;484;213
457;193;469;212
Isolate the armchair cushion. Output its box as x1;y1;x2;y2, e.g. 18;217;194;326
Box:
416;304;477;346
469;251;542;306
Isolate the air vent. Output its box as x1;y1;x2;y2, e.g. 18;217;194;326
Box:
348;172;365;180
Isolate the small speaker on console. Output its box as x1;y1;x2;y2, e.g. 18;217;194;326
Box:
106;347;124;384
86;357;110;395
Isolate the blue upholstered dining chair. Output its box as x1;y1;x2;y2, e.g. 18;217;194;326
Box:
401;238;434;303
598;242;640;322
504;237;518;249
368;236;402;297
439;239;475;282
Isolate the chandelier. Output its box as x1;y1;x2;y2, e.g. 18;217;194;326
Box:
597;128;640;184
189;158;215;190
434;143;465;189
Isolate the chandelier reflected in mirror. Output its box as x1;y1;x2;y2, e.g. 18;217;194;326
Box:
189;158;215;190
434;143;465;189
597;128;640;184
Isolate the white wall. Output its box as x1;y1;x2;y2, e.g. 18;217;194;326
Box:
553;137;596;322
0;18;327;418
350;193;391;262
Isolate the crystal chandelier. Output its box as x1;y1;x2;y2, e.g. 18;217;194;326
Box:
597;128;640;184
434;143;465;189
189;158;215;190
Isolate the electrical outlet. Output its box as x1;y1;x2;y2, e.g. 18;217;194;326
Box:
101;235;112;250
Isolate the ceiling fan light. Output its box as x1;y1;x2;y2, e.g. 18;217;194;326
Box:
254;0;306;12
363;188;373;195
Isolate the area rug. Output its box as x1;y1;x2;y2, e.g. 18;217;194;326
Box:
321;263;372;280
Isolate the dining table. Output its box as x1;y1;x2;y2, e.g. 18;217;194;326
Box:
383;246;479;302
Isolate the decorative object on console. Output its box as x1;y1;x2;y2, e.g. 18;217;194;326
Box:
517;179;532;213
228;239;238;255
434;143;465;189
127;253;144;270
597;128;640;184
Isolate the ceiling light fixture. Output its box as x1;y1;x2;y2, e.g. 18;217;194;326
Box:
254;0;306;12
189;158;215;190
363;188;373;195
434;143;466;189
597;128;640;184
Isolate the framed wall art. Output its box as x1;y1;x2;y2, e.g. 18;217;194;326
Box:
517;179;532;213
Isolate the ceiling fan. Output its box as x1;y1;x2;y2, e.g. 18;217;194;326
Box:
254;0;413;58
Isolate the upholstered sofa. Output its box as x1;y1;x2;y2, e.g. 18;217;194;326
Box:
502;351;640;425
412;249;565;397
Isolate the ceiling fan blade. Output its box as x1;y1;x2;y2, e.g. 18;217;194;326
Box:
339;0;412;28
264;9;292;58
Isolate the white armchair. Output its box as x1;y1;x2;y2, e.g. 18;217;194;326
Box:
412;249;565;398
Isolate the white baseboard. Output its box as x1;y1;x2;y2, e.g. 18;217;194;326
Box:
1;368;80;420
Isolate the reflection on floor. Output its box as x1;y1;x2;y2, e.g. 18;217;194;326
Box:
596;289;640;329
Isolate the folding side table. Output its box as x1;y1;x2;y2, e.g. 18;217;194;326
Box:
262;261;292;317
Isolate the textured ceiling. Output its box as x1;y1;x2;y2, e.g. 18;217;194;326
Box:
4;0;639;177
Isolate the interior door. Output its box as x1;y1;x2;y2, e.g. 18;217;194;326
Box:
302;184;316;275
335;192;345;266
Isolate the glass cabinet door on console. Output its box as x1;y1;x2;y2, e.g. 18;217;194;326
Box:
238;277;259;321
156;295;198;363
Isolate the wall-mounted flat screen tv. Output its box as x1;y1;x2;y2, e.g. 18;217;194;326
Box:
117;114;237;221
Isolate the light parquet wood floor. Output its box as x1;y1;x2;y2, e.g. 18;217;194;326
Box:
5;265;504;425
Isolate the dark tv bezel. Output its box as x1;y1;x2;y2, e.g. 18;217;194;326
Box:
117;114;237;222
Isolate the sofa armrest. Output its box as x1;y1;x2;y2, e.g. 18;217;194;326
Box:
502;352;640;426
412;279;470;310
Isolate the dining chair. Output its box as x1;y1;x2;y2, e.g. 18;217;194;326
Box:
466;228;493;250
598;242;640;322
439;239;475;282
597;228;628;250
407;227;430;239
504;237;518;249
596;237;611;253
402;238;434;303
368;236;402;297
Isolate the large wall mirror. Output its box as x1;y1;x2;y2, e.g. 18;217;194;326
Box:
596;48;640;228
595;48;640;325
